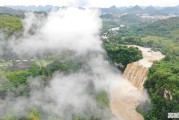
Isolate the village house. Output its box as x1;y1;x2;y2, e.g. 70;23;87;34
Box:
13;60;30;70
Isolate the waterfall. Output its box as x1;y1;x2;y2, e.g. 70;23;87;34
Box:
122;45;165;91
123;61;149;91
110;45;165;120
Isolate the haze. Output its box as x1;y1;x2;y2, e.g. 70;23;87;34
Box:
1;0;179;7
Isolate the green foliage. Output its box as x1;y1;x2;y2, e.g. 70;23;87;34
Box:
0;14;23;33
143;17;179;37
104;16;179;120
73;114;81;120
119;14;149;25
2;108;42;120
141;36;179;56
103;14;179;120
27;108;41;120
144;60;179;120
7;70;30;87
102;21;119;33
100;14;114;19
116;17;179;57
1;63;40;96
46;60;80;74
5;70;30;96
0;7;24;17
96;91;109;108
2;115;18;120
118;17;179;37
6;63;40;87
72;115;101;120
104;44;143;68
28;62;40;77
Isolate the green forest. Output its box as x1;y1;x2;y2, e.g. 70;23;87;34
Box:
0;13;144;119
103;13;179;120
0;14;23;34
0;6;179;120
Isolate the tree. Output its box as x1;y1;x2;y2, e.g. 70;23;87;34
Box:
104;44;143;68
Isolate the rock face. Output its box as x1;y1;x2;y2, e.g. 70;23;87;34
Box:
164;89;173;100
110;45;165;120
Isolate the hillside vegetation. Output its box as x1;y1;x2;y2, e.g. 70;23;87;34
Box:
104;14;179;120
144;60;179;120
0;8;178;119
0;7;24;16
0;13;99;119
108;17;179;57
0;14;23;33
104;43;143;70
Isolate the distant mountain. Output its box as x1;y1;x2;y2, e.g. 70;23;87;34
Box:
101;5;179;15
100;6;121;14
0;7;24;16
133;17;179;37
7;5;60;12
122;5;146;14
145;17;179;34
144;6;157;15
1;5;179;16
158;6;179;15
119;14;145;25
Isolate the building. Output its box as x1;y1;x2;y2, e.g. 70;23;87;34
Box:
13;60;30;70
109;27;120;32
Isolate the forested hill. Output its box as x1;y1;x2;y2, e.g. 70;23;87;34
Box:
0;14;23;31
1;5;179;15
137;17;179;37
101;5;179;15
0;7;24;17
111;16;179;57
102;8;179;120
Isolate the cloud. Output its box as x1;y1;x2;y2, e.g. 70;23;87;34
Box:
10;8;102;56
0;7;113;119
87;0;179;7
0;7;147;119
0;0;179;7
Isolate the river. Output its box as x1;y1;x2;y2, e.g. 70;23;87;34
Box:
110;45;165;120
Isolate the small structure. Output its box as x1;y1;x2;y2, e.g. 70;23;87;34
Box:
101;33;108;40
120;24;125;28
109;27;120;32
13;60;30;70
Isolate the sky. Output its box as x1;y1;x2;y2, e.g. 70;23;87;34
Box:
0;0;179;7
